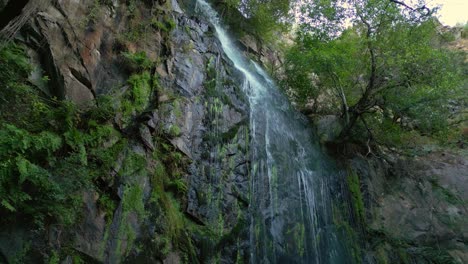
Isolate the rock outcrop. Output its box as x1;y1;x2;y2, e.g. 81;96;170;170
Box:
0;0;251;263
348;151;468;263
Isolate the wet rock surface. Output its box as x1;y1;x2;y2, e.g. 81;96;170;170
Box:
351;151;468;263
0;0;250;263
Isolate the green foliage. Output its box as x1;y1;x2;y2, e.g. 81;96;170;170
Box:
87;95;116;122
128;71;152;111
461;22;468;39
81;0;113;27
120;24;147;42
0;43;31;86
72;255;85;264
0;38;196;261
0;44;52;131
169;125;181;138
205;57;218;98
216;0;292;43
283;28;362;108
122;51;154;71
0;43;130;228
169;178;188;195
122;185;146;219
245;0;291;42
151;16;176;33
285;0;466;149
173;99;183;118
126;0;138;17
0;126;60;217
120;71;153;121
331;203;361;263
47;250;60;264
114;184;145;257
147;138;194;259
98;194;117;222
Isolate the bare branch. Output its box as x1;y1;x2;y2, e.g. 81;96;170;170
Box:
389;0;434;17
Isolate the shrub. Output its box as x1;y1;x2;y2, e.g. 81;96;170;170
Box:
168;125;181;138
122;51;154;71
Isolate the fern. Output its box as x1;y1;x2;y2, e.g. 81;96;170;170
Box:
0;124;62;158
1;199;16;212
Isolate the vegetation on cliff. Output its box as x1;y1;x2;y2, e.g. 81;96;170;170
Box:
0;0;466;263
283;0;467;153
216;0;292;41
0;40;195;262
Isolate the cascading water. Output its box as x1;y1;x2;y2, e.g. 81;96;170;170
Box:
196;1;355;263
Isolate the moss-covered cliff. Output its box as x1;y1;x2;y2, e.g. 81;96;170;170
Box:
1;1;466;264
0;0;252;263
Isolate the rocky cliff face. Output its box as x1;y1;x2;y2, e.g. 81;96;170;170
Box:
346;151;468;263
1;1;466;264
313;115;468;263
0;0;251;263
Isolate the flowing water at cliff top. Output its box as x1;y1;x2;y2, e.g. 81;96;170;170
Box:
196;1;355;263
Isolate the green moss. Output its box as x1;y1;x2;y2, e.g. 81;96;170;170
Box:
122;51;154;71
331;203;362;263
0;61;128;226
121;25;147;42
0;44;52;132
173;99;183;118
122;151;147;176
184;25;191;34
151;20;167;32
286;223;305;256
47;251;60;264
347;168;365;223
429;178;463;205
119;70;154;124
97;194;117;223
205;57;218;97
169;125;181;138
87;95;116;122
0;41;198;259
147;139;198;261
122;185;146;219
166;18;176;32
128;71;152;111
182;41;195;53
72;255;84;264
115;184;146;257
151;16;176;33
169;178;188;195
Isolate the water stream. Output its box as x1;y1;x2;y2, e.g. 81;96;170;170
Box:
196;1;354;263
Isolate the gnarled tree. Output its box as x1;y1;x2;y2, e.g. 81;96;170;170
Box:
284;0;466;149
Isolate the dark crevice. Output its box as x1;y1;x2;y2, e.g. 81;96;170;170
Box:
70;67;97;100
0;0;30;30
70;67;93;91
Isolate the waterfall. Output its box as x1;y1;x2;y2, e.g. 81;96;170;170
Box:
196;1;354;263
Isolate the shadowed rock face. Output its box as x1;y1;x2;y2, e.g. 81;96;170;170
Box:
1;1;466;263
0;0;251;263
0;0;29;29
351;152;468;263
